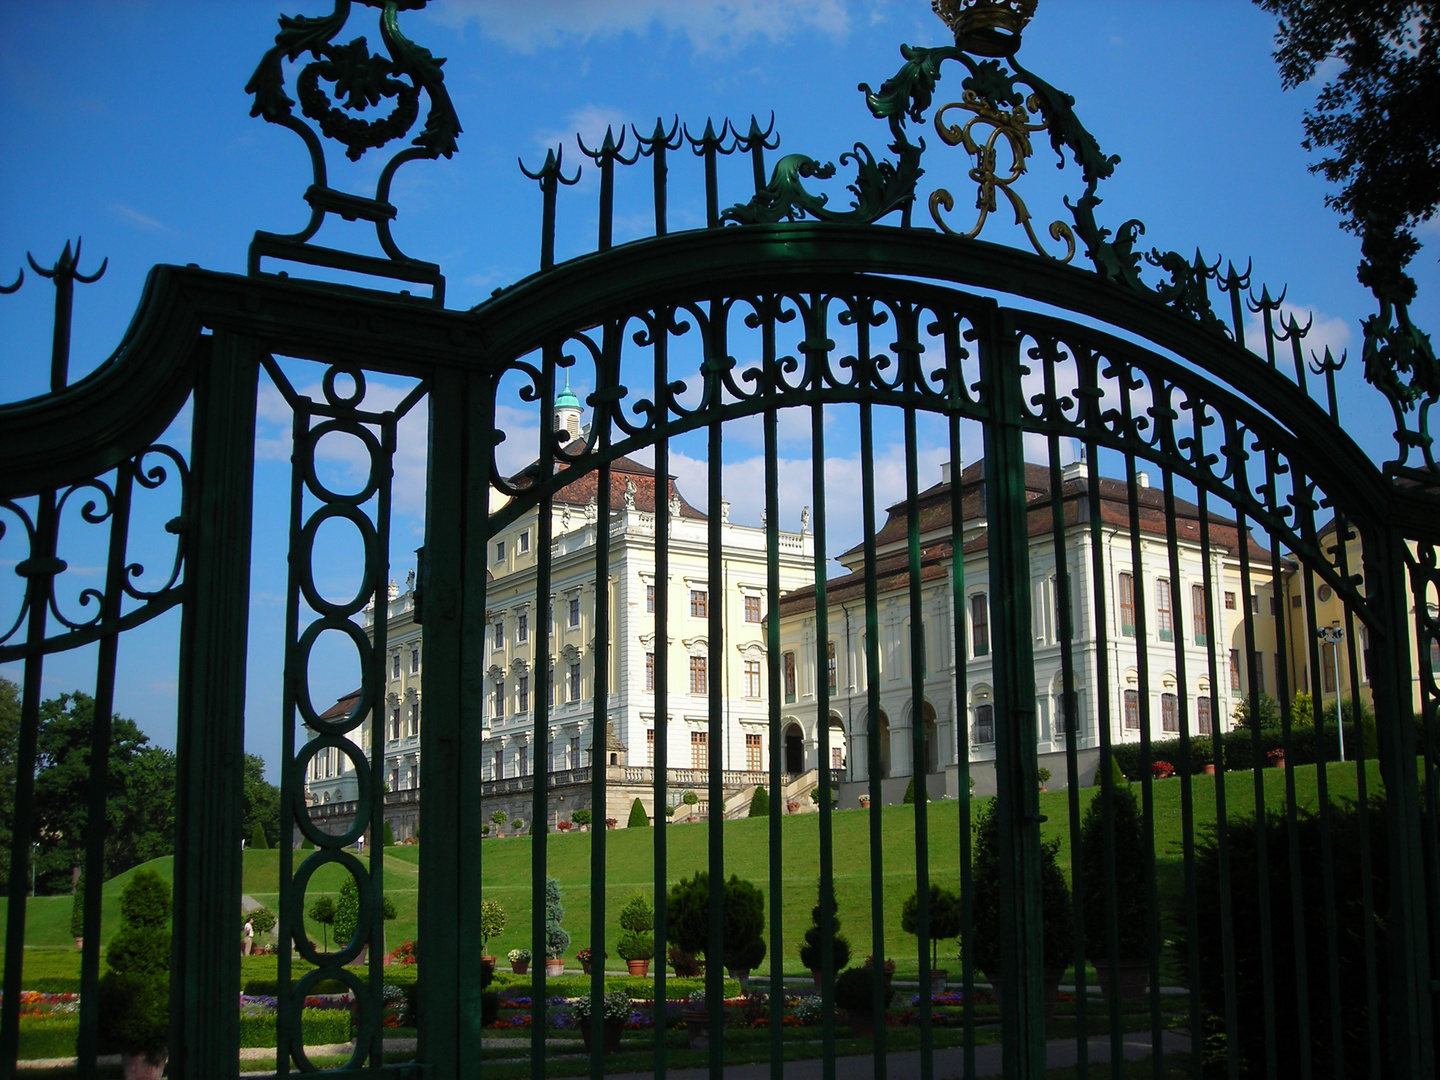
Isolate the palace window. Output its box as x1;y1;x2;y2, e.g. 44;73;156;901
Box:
645;652;655;692
744;659;761;699
519;744;528;776
493;619;504;648
1230;649;1242;692
1224;591;1237;610
494;680;505;718
691;730;708;770
392;653;402;679
646;584;655;613
1156;580;1173;641
1124;689;1140;730
518;676;529;713
827;640;837;694
647;729;655;766
744;595;761;623
1256;655;1266;694
691;590;708;618
1119;573;1136;637
516;613;528;643
971;594;990;656
494;539;505;562
690;656;707;695
569;597;581;627
1192;584;1208;645
569;662;582;700
1197;695;1213;735
783;652;797;703
1161;692;1178;733
1322;641;1337;693
492;751;503;779
570;736;580;767
976;704;994;744
410;647;420;673
408;700;419;736
390;706;401;741
746;733;762;771
518;529;530;554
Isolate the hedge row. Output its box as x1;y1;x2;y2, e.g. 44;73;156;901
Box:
238;1009;352;1049
244;963;418;997
492;973;738;999
1108;719;1399;780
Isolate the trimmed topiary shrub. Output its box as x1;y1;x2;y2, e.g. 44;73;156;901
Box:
249;906;277;938
798;877;850;973
969;799;1072;976
98;868;171;1060
571;808;592;827
628;798;649;828
748;786;769;817
70;869;85;942
722;876;766;973
544;876;570;959
617;892;655;963
1080;780;1148;963
902;776;932;803
250;823;269;850
382;821;396;846
901;883;962;968
833;964;894;1013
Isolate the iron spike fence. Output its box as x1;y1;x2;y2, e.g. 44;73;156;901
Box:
1;2;1437;1080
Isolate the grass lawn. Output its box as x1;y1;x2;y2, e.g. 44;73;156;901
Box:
1;759;1388;989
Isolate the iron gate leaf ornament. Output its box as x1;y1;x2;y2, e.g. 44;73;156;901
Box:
245;0;460;301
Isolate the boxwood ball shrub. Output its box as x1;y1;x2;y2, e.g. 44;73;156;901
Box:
901;883;962;968
98;868;171;1058
798;878;851;973
617;893;655;962
833;965;894;1014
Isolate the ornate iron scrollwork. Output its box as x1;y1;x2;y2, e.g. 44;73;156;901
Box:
246;0;460;302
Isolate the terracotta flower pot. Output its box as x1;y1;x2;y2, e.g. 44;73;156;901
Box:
930;968;948;995
681;1007;713;1049
847;1007;876;1038
481;954;497;970
581;1022;624;1054
581;960;592;974
545;957;565;977
627;959;650;977
511;961;529;974
1095;958;1149;1002
1202;764;1217;775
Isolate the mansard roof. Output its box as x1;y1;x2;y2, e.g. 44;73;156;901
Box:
505;453;706;520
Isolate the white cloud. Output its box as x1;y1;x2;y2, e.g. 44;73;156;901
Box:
535;104;631;154
110;203;170;233
429;0;850;55
1244;301;1353;370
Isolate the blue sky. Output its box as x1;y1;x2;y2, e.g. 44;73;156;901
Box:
2;0;1435;777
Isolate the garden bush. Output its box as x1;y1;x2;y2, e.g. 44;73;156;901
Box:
1079;780;1148;963
250;823;269;850
834;965;894;1013
902;776;932;803
748;786;769;817
544;876;570;959
571;808;592;827
98;869;170;1058
968;799;1071;976
627;798;649;828
798;877;851;974
1182;796;1390;1077
237;1008;352;1048
667;870;766;971
900;883;962;968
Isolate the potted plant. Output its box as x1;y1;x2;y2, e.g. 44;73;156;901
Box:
1036;766;1052;792
544;876;570;976
98;869;170;1079
667;945;703;977
605;817;618;829
617;893;655;976
572;988;632;1053
507;947;530;974
834;963;894;1038
479;898;506;967
786;799;801;813
970;799;1073;1020
1081;779;1150;1001
1152;760;1175;779
680;988;720;1049
576;946;605;974
491;809;507;835
572;808;592;831
858;794;870;809
901;882;962;994
1267;747;1286;769
798;878;851;986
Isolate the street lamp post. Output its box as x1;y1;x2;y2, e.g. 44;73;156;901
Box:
1315;626;1346;763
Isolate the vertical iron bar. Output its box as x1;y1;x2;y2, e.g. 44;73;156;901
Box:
652;311;672;1076
810;376;838;1077
589;323;616;1074
903;399;935;1078
1041;359;1086;1077
706;370;725;1080
170;330;258;1080
859;385;888;1078
981;308;1043;1078
947;405;975;1080
75;464;134;1080
763;362;784;1074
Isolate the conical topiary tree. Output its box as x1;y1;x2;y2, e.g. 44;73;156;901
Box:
98;868;171;1068
628;798;649;828
382;821;396;846
250;823;269;850
748;786;769;817
544;876;570;960
798;877;850;974
70;868;85;945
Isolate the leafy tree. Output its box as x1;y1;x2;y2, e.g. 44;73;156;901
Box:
1257;2;1438;289
249;906;277;937
249;823;269;850
0;678;21;889
29;691;176;893
1232;693;1282;734
544;876;570;959
901;883;963;968
627;798;649;828
70;868;86;941
479;899;506;956
98;869;170;1059
799;877;851;973
308;895;336;951
491;810;507;828
748;786;769;818
241;754;281;849
333;877;360;948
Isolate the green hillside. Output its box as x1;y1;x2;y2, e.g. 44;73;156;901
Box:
0;759;1387;986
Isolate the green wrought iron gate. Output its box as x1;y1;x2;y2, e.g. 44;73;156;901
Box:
1;2;1436;1079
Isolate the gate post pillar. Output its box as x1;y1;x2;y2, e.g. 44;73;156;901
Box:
980;308;1046;1076
170;331;258;1080
417;367;489;1078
